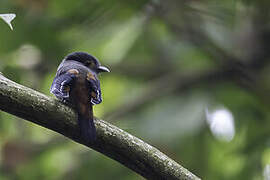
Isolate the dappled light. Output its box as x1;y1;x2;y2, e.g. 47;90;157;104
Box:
206;107;235;142
264;164;270;180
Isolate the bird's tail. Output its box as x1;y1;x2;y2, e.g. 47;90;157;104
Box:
78;106;96;143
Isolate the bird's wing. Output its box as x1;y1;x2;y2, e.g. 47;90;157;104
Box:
50;70;77;100
86;72;102;105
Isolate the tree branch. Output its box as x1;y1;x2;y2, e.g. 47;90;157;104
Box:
0;74;200;180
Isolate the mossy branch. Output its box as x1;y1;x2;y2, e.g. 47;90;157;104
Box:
0;74;200;180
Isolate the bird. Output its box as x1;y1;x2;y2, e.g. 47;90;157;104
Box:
50;52;110;143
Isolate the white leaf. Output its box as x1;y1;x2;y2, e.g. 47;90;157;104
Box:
0;13;16;30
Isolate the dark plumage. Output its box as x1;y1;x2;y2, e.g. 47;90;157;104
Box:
50;52;110;143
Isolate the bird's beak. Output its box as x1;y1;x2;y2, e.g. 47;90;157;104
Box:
98;66;110;73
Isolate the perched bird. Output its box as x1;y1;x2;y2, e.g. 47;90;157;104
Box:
50;52;110;143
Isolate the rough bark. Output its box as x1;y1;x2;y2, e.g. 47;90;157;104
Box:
0;73;200;180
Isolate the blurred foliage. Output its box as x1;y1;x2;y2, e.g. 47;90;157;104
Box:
1;0;270;179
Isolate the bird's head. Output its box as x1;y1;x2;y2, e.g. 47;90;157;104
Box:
65;52;110;73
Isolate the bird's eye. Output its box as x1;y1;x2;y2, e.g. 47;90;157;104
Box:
85;61;95;69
